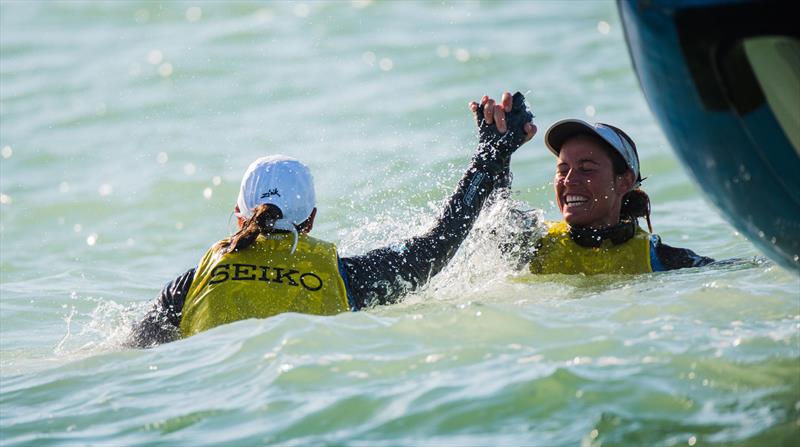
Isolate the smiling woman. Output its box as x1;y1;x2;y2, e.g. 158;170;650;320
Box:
523;119;714;274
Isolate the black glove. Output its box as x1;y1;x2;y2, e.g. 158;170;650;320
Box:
472;91;533;179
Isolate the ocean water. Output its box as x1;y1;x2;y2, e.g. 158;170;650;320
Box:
1;1;798;446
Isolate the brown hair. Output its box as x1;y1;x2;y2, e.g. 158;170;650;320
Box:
220;204;283;254
586;132;653;232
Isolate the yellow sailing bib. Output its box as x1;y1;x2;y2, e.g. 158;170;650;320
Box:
529;221;653;275
180;233;349;337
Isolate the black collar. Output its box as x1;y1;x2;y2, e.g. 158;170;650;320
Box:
569;219;636;248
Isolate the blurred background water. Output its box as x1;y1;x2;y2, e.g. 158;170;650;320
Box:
1;1;798;446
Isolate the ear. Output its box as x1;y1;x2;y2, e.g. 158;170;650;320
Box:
615;170;636;195
301;208;317;234
234;205;244;229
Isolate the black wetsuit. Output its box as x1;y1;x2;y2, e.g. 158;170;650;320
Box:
129;161;506;347
650;236;714;269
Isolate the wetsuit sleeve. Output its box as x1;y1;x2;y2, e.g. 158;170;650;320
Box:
340;161;501;308
127;268;195;348
651;235;715;270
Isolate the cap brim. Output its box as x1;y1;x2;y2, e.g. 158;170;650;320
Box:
544;119;642;185
544;119;598;156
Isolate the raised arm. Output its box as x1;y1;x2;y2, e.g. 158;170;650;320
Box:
341;92;535;308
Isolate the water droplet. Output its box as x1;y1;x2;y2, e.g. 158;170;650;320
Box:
203;187;213;199
185;6;202;22
86;233;98;246
597;20;611;34
212;176;222;186
454;48;470;62
585;105;596;117
688;435;697;446
98;184;113;196
1;145;12;159
158;63;173;77
0;193;11;205
156;152;168;164
59;182;70;193
379;58;393;71
147;50;163;65
73;224;82;233
183;163;196;175
590;429;599;439
425;354;443;363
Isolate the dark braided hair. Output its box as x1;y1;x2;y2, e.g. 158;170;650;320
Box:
220;204;283;254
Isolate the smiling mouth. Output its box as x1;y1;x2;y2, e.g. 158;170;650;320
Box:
564;194;589;207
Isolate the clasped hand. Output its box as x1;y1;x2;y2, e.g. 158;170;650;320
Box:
469;91;537;164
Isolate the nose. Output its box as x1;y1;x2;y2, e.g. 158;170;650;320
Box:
563;169;578;184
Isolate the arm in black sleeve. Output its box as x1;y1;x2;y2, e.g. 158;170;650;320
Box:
653;236;715;270
340;92;533;308
340;161;502;308
126;268;195;348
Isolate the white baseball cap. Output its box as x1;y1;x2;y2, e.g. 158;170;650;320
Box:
544;119;642;186
236;155;316;251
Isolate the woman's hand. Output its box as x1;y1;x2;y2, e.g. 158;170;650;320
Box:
469;91;536;161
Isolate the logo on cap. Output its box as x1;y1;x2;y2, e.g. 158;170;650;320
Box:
260;188;281;199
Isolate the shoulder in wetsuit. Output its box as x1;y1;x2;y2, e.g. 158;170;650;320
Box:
649;234;714;270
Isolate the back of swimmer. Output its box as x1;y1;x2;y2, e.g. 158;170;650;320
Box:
128;91;537;347
508;119;714;274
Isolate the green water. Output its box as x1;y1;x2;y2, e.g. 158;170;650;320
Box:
1;1;798;445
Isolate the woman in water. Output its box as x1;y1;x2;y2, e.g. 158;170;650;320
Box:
129;92;536;347
485;115;714;274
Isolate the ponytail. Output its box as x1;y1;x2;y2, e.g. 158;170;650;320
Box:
621;188;652;233
593;136;653;233
220;204;283;254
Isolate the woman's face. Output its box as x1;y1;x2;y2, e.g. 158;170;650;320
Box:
554;135;633;228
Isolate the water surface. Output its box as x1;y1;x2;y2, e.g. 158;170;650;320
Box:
1;1;798;446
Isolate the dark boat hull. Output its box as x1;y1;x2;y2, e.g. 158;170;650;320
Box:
618;0;800;272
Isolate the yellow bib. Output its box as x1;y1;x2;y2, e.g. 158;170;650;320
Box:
180;233;349;337
529;221;653;275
